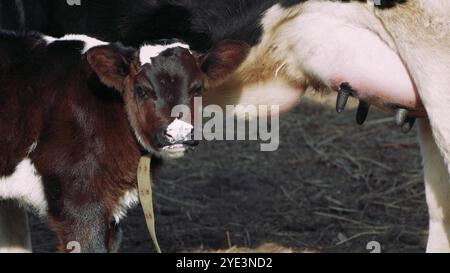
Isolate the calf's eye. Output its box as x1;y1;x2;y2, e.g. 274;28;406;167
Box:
136;86;149;100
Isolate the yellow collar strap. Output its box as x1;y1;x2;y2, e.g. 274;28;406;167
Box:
137;155;162;253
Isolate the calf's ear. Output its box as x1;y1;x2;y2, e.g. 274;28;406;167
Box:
200;40;250;82
86;43;136;93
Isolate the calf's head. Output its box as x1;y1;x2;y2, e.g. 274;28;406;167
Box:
87;41;249;159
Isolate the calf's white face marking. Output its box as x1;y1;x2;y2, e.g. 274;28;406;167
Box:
44;34;108;53
139;42;191;64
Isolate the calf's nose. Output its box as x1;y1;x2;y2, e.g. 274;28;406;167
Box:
155;119;199;148
166;118;193;141
165;118;195;144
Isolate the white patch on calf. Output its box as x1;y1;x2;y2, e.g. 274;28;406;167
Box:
166;119;193;143
112;189;139;223
0;159;47;215
139;42;191;65
43;35;57;44
44;34;108;53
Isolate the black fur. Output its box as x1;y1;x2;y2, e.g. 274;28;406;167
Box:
1;0;406;51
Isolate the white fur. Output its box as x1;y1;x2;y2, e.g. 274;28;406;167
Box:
158;119;195;159
166;118;194;143
44;34;108;53
112;189;139;223
139;42;190;64
43;35;57;44
419;120;450;252
0;159;47;215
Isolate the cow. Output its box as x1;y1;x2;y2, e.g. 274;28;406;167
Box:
3;0;450;252
0;30;249;252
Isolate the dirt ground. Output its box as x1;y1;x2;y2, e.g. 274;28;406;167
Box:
29;93;428;253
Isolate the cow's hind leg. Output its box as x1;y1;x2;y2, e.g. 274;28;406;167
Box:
0;200;32;253
375;1;450;252
418;119;450;252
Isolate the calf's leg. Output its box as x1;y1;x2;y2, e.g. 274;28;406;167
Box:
43;176;122;254
418;119;450;252
0;200;32;253
48;200;121;253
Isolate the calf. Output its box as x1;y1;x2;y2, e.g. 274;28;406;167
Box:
0;31;249;252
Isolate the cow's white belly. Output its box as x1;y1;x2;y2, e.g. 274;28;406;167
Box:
0;159;47;215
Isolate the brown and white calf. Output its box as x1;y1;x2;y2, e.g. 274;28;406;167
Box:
0;31;249;252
